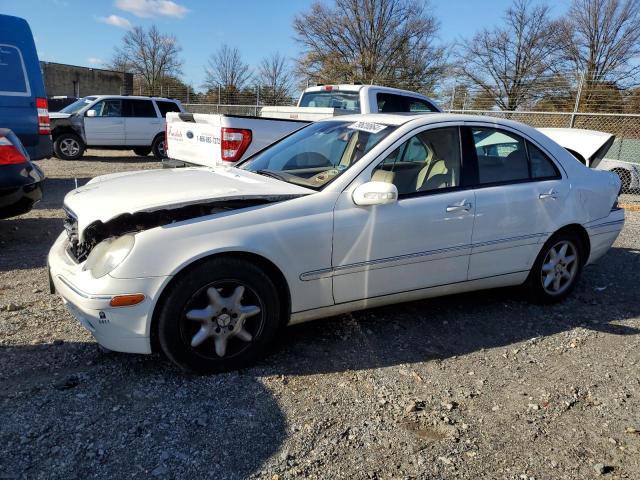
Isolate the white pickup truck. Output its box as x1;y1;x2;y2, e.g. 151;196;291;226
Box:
165;84;440;168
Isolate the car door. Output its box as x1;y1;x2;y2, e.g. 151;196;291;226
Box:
123;99;161;146
84;99;124;145
465;124;567;280
331;125;476;304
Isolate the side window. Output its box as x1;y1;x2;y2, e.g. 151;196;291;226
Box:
377;93;408;113
409;99;437;112
87;99;122;117
527;141;560;179
125;99;157;118
0;45;30;95
472;127;528;184
372;127;461;196
156;100;181;117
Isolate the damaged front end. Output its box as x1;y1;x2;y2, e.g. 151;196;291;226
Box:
63;198;279;263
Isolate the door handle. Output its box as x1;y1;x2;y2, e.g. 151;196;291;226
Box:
446;201;473;213
539;190;558;200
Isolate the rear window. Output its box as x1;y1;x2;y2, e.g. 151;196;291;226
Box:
299;91;361;112
0;45;30;96
155;100;181;117
124;99;157;118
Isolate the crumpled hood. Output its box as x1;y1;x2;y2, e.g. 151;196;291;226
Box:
64;167;314;240
49;112;72;120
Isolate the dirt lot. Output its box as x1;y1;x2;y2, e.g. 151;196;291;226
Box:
1;151;639;480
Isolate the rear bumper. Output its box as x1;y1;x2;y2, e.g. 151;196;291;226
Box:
26;135;53;160
584;208;625;265
0;163;45;219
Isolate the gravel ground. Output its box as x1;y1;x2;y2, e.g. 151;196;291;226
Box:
1;151;639;480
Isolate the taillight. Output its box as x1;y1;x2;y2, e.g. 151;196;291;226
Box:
36;97;50;135
221;128;252;162
0;136;27;165
323;85;334;91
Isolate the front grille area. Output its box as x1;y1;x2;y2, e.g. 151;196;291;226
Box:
63;207;84;263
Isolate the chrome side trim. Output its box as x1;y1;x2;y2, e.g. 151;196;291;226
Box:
290;270;529;324
300;232;547;281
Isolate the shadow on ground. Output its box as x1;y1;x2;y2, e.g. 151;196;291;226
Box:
1;246;638;478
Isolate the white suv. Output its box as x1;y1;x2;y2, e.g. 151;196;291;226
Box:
49;95;184;160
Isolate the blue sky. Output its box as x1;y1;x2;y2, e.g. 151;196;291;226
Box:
0;0;571;89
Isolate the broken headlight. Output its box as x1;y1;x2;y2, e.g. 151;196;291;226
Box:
83;234;135;278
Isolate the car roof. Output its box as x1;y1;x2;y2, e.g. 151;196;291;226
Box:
89;95;180;102
320;112;524;127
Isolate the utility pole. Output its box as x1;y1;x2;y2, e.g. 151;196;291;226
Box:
570;72;585;128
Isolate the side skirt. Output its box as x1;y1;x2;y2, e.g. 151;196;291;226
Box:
288;271;529;325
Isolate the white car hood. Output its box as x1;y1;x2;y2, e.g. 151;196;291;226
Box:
538;128;613;166
49;112;72;119
64;167;314;241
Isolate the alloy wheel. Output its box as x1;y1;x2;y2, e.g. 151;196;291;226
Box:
540;240;579;295
180;281;264;359
60;138;80;157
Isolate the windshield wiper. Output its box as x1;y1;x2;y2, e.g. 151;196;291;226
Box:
256;169;287;181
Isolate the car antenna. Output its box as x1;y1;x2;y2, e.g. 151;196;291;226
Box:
74;178;78;189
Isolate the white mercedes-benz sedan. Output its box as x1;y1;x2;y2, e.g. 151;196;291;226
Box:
48;113;624;373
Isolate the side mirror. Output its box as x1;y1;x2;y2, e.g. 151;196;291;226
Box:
352;181;398;206
86;110;97;117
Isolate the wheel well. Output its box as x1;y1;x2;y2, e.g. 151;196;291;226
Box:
554;224;591;264
52;126;81;141
149;251;292;354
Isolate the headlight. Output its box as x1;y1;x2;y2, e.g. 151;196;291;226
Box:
83;234;135;278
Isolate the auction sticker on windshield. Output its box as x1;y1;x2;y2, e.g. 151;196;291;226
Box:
348;121;387;134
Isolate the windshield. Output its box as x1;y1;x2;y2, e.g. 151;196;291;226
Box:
240;120;396;189
60;96;97;114
299;91;361;112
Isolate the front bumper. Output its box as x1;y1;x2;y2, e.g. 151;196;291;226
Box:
48;232;170;354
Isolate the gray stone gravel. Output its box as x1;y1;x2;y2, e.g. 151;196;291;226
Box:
1;151;639;479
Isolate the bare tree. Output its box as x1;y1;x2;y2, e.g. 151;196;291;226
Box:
258;53;294;104
559;0;640;109
111;25;182;92
293;0;446;92
203;45;253;92
456;0;560;110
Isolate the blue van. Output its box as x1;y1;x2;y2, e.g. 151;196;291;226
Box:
0;14;52;160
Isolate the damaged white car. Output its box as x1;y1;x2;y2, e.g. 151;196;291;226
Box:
49;113;624;373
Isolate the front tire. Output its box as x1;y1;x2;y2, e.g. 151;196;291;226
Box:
157;257;282;373
152;134;166;160
526;231;584;304
53;133;85;160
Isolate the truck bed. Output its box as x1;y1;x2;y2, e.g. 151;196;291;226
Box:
166;112;308;168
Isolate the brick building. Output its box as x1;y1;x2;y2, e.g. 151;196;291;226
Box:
40;62;133;98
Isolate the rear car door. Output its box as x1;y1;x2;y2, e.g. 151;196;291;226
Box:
84;99;125;146
465;124;567;280
123;99;161;146
331;125;476;303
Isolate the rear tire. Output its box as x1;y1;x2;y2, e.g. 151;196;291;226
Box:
152;134;166;160
157;257;282;374
133;147;152;157
525;231;584;304
53;133;85;160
